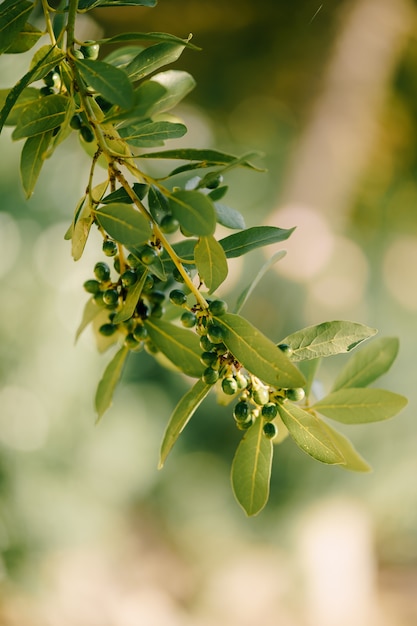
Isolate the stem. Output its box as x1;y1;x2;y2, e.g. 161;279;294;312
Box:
66;0;79;50
41;0;57;46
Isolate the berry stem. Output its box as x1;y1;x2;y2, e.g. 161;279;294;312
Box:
41;0;57;46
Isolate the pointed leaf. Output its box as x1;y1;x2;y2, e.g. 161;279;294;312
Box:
12;94;70;140
231;417;273;516
169;190;216;236
29;45;66;82
159;379;212;468
99;31;199;50
72;215;93;261
142;70;195;116
214;203;246;230
119;120;187;147
144;318;204;378
75;297;102;342
214;313;305;389
101;182;149;204
194;235;228;293
113;270;148;324
320;421;372;472
95;203;151;247
79;0;157;8
126;42;186;81
312;388;408;424
5;22;42;54
0;87;39;127
332;337;399;391
137;147;263;171
74;58;134;109
234;250;286;314
95;346;129;421
0;0;34;54
219;226;295;259
20;130;53;198
277;401;345;465
281;321;378;362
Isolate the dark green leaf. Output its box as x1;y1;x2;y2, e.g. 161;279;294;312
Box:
29;45;66;82
312;388;408;424
319;421;372;472
169;190;216;236
281;321;378;362
20;130;54;198
219;226;295;259
208;185;228;202
194;235;228;293
148;184;169;220
104;45;144;69
5;22;42;54
0;0;33;54
0;87;39;126
12;94;70;140
112;270;149;324
95;203;151;247
234;250;286;314
159;378;212;468
95;345;129;421
332;337;399;391
214;203;246;230
277;401;345;465
99;31;200;51
74;58;134;109
144;317;204;378
101;182;149;204
231;417;273;516
214;313;305;389
126;42;186;81
119;120;187;147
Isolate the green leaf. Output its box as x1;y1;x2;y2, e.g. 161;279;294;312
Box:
231;417;273;516
126;42;186;81
75;297;102;342
298;358;321;398
148;184;169;220
312;388;408;424
137;147;263;171
29;45;66;82
159;378;212;468
101;182;149;204
169;190;216;236
0;0;34;54
0;87;39;126
12;94;70;140
20;130;54;198
214;313;305;389
214;203;246;230
112;270;148;324
79;0;157;8
281;321;378;362
72;215;93;261
194;235;228;293
234;250;286;314
139;70;195;116
99;31;200;51
95;345;129;421
144;317;204;378
219;226;295;259
319;421;372;472
74;58;134;109
118;120;187;147
332;337;399;391
277;401;345;465
5;22;42;54
104;45;144;69
94;203;151;247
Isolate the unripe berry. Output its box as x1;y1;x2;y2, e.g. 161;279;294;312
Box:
172;267;190;283
139;245;158;265
263;422;277;440
252;386;270;406
120;269;137;287
70;114;83;130
80;41;100;60
133;324;148;341
199;335;214;351
103;288;119;307
181;311;197;328
208;299;228;316
207;324;225;344
102;239;118;257
200;351;218;367
205;174;223;189
83;279;100;294
169;289;187;306
160;214;179;234
99;323;117;336
222;377;238;395
80;125;94;143
261;402;278;421
233;401;251;423
94;261;110;282
285;387;305;402
150;303;165;318
202;367;219;385
236;416;254;431
235;372;248;389
142;275;154;294
124;333;140;349
278;343;293;357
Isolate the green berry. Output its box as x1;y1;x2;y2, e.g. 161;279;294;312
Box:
215;342;228;355
103;288;119;307
123;318;136;332
73;49;84;59
80;41;100;60
150;303;165;318
235;372;248;389
278;343;293;357
160;214;179;234
80;125;94;143
222;377;238;395
207;324;225;344
93;291;106;307
169;289;187;306
233;400;251;423
70;114;83;130
261;402;278;421
263;422;277;440
205;174;223;190
181;311;197;328
120;269;137;287
172;267;190;283
94;261;110;282
236;416;254;431
102;239;118;257
199;336;214;351
252;386;270;406
113;256;121;274
202;367;219;385
126;253;141;268
139;245;158;265
200;351;218;367
83;279;100;294
99;323;117;336
124;333;140;349
44;71;60;88
208;299;228;316
285;387;305;402
133;325;148;341
142;275;154;294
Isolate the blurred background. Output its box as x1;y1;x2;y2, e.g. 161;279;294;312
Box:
0;0;416;624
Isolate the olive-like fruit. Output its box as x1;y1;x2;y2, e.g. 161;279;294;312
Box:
99;323;117;336
73;49;84;59
202;367;219;385
93;292;106;307
285;387;305;402
120;269;137;287
80;125;94;143
139;245;158;265
44;71;60;88
236;416;254;431
205;174;223;189
181;311;197;328
207;324;225;344
126;253;141;268
94;261;110;282
103;289;119;307
142;274;154;294
102;239;118;257
80;41;100;60
233;401;251;423
133;325;148;341
169;289;187;306
263;422;277;440
123;318;136;332
222;377;238;395
261;402;278;421
235;372;248;390
70;114;83;130
278;343;293;357
124;333;140;349
208;299;228;316
160;214;179;234
136;299;149;319
200;351;218;367
252;386;270;406
150;303;164;318
199;336;214;351
83;279;100;294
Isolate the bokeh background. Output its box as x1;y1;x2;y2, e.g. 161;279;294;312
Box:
0;0;416;624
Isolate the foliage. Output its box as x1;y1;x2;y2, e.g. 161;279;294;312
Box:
0;0;407;516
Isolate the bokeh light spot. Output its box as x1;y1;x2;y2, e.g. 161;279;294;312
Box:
0;386;49;451
383;235;417;310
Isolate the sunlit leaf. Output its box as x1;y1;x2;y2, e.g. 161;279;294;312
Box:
145;317;204;378
95;345;129;421
72;215;93;261
159;378;212;468
29;45;66;82
194;235;228;293
332;337;399;391
280;321;378;362
119;120;187;147
5;22;42;54
214;313;305;389
137;147;263;171
0;87;40;126
20;130;53;198
95;203;151;247
231;417;273;516
126;42;186;81
234;250;286;314
277;401;345;465
99;31;200;50
219;226;295;258
312;388;408;424
0;0;34;54
74;58;134;109
169;190;216;236
12;94;70;140
320;421;372;472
